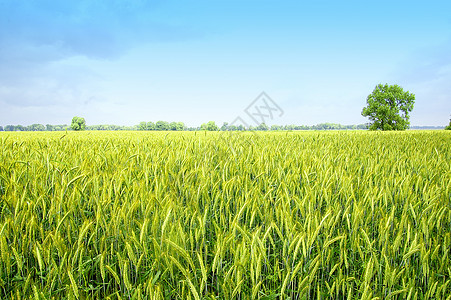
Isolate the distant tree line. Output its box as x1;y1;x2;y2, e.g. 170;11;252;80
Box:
0;124;70;131
216;122;368;131
0;124;140;131
410;125;446;130
86;125;139;131
0;121;369;132
138;121;187;131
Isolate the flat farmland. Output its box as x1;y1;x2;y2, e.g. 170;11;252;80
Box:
0;131;450;299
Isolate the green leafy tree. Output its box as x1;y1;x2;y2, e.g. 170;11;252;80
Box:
28;124;45;131
256;123;269;131
167;122;185;131
138;122;147;130
147;122;156;130
445;118;451;130
201;121;219;131
362;84;415;131
155;121;169;131
220;122;229;131
176;122;185;131
209;121;219;131
169;122;178;131
71;117;86;131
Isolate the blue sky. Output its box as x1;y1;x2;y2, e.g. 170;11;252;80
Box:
0;0;450;127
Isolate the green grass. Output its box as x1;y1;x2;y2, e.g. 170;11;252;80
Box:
0;130;450;299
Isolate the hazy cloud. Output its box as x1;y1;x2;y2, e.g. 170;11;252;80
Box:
0;0;199;110
0;0;173;61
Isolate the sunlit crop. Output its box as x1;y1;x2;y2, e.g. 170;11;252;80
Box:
0;130;450;299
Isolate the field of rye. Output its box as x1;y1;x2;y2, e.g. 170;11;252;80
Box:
0;130;450;299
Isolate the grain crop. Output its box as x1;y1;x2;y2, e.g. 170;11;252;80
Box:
0;130;450;299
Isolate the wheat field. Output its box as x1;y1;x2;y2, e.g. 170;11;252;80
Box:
0;131;450;299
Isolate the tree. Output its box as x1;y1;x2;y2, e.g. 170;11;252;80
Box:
176;122;185;131
362;84;415;131
28;124;45;131
256;123;269;131
201;121;219;131
71;116;86;131
147;122;156;130
155;121;169;131
446;116;451;130
220;122;229;131
138;122;147;130
169;122;178;131
0;126;3;131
